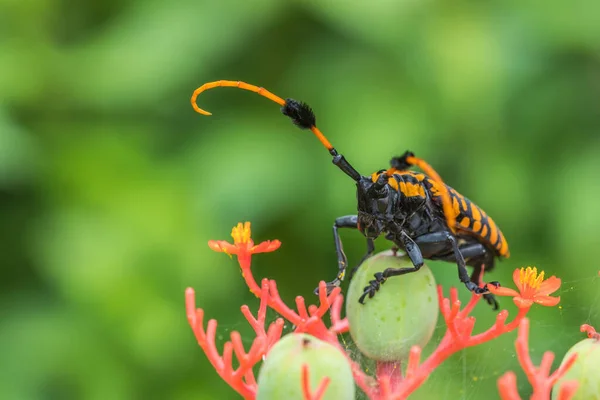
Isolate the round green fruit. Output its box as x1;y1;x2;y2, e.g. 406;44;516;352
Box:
346;250;439;361
552;338;600;400
256;333;355;400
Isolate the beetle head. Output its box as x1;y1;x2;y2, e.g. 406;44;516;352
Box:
356;174;393;239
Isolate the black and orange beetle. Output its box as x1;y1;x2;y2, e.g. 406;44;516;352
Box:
191;81;509;309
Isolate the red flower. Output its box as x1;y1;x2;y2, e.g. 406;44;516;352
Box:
580;324;599;340
497;318;579;400
208;222;281;296
208;222;281;268
488;267;561;309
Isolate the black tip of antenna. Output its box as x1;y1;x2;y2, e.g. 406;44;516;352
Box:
281;99;316;130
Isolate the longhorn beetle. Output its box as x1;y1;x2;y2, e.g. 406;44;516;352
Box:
191;80;508;309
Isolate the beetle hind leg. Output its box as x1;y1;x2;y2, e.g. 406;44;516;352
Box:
431;241;500;309
468;251;499;310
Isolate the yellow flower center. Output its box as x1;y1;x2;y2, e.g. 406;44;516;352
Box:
519;266;545;290
231;222;252;244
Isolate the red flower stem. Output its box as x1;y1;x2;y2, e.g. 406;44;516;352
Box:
404;346;422;380
230;331;248;365
448;289;460;320
394;288;531;399
458;292;481;319
329;293;349;334
240;266;262;297
302;316;337;343
240;256;344;339
316;281;334;316
241;305;263;334
201;229;360;399
379;375;392;399
549;353;578;385
200;251;380;400
350;361;377;399
266;319;285;346
186;292;223;371
580;324;599;339
244;370;257;387
185;288;256;399
296;296;309;319
376;361;403;394
515;319;536;384
312;381;330;400
222;341;233;377
468;307;529;346
497;372;521;400
238;254;251;270
241;281;269;330
301;364;330;400
510;318;579;400
538;352;555;378
206;321;224;367
441;298;459;339
556;381;579;400
264;279;303;325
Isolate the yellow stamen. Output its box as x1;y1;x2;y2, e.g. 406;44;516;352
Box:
231;222;252;244
519;266;544;289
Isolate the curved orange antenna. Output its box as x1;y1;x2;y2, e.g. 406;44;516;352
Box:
406;155;457;233
191;80;286;116
309;126;334;152
191;80;337;155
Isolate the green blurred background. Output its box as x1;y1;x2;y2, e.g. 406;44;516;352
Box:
2;0;600;398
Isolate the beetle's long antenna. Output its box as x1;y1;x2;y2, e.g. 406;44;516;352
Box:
191;80;362;181
191;80;286;114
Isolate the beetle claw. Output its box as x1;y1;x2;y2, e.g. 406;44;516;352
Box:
358;272;387;304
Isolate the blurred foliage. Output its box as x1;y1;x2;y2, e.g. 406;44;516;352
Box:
1;0;600;398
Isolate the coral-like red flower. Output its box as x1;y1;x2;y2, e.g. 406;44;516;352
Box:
497;318;579;400
489;267;561;308
581;324;599;340
208;222;282;297
208;222;281;268
195;222;571;400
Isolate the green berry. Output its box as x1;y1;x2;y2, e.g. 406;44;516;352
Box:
346;250;439;361
256;333;355;400
552;338;600;400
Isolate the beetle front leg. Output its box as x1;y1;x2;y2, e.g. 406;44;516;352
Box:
348;238;375;280
316;215;360;295
359;232;424;304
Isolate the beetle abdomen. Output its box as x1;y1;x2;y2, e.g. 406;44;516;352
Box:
437;182;509;258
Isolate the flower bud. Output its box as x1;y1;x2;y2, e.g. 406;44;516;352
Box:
346;250;438;361
552;338;600;399
257;333;355;400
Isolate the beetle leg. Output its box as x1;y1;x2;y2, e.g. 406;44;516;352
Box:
468;249;499;309
414;232;495;296
359;231;424;304
316;215;359;295
470;263;499;310
430;243;486;261
431;243;499;310
348;238;375;280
